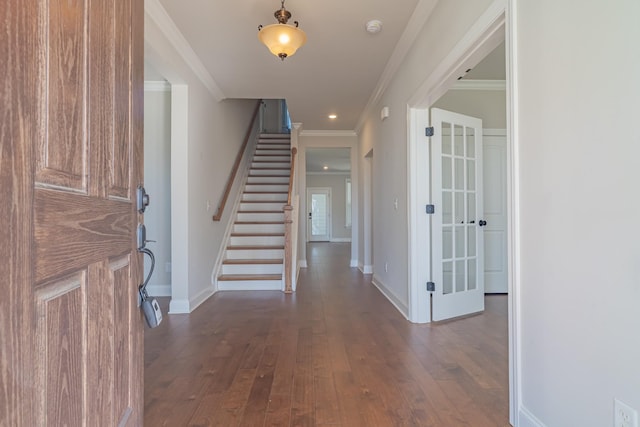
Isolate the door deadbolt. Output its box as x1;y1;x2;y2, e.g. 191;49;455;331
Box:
137;185;150;213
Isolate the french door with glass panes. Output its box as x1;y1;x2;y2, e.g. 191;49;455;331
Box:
431;108;485;321
307;188;331;241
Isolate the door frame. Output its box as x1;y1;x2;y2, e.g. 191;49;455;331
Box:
406;1;520;425
306;187;332;242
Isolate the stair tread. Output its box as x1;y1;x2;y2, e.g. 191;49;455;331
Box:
227;245;285;250
248;174;290;178
237;210;283;214
254;154;291;157
241;200;285;203
231;232;284;237
244;182;288;184
218;274;282;281
223;258;283;265
235;221;284;224
244;191;288;194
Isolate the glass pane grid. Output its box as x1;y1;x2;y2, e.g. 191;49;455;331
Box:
440;123;481;295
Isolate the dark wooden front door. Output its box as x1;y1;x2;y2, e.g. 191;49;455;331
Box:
1;0;145;424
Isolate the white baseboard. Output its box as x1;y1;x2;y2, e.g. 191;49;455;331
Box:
168;286;215;314
330;237;351;243
299;259;308;268
350;259;358;268
147;284;171;297
168;298;190;314
189;286;215;312
371;274;409;319
519;407;546;427
359;264;373;274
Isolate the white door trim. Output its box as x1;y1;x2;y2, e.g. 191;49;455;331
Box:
406;1;520;425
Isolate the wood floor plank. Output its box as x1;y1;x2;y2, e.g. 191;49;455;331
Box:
144;243;510;426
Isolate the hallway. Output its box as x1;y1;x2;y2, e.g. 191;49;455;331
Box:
144;243;509;426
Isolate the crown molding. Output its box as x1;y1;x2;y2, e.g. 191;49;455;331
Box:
355;0;440;133
144;80;171;92
144;0;225;101
451;79;506;90
299;130;358;138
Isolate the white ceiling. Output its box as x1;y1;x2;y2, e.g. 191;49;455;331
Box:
148;0;430;131
306;148;351;174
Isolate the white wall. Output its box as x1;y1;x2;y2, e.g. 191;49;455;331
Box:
306;174;352;241
357;0;496;317
358;0;640;425
145;10;257;312
514;0;640;425
434;89;506;129
143;85;172;296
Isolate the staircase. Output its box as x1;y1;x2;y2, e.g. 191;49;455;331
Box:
217;133;292;291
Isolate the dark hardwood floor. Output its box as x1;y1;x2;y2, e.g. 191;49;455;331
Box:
144;243;510;426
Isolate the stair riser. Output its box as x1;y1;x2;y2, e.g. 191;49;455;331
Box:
253;155;291;162
217;281;282;291
234;223;284;233
256;144;291;156
225;248;284;259
221;263;283;275
256;143;290;149
251;162;291;169
250;169;290;176
230;235;284;246
255;150;291;157
242;193;288;202
246;176;289;184
236;212;284;222
244;184;289;192
240;202;285;211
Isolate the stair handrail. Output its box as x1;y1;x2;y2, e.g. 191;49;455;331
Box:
213;100;262;221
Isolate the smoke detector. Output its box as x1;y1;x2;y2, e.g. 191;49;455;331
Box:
365;20;382;34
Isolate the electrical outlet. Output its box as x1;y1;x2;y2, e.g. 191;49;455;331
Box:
615;399;638;427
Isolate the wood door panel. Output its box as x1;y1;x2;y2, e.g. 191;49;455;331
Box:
35;273;86;426
88;0;115;198
86;261;115;426
34;189;132;283
37;0;88;191
2;0;143;423
111;0;132;198
1;1;39;424
113;256;133;423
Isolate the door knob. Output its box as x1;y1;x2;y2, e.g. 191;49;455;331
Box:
479;220;487;227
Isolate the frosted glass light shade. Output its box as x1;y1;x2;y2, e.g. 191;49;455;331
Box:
258;23;307;60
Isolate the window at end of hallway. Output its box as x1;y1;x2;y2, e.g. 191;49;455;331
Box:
346;178;352;228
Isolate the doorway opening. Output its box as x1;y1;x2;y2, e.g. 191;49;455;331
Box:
407;5;517;425
299;142;358;269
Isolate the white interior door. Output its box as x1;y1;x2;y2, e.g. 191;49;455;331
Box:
307;188;331;242
431;108;485;321
483;133;508;293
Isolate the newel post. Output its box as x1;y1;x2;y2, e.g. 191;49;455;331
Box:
283;205;294;293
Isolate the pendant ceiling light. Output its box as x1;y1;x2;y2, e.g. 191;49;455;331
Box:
258;0;307;60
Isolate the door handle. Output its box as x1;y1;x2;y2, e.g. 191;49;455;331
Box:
478;220;487;227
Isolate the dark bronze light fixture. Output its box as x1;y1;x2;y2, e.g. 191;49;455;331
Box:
258;0;307;60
